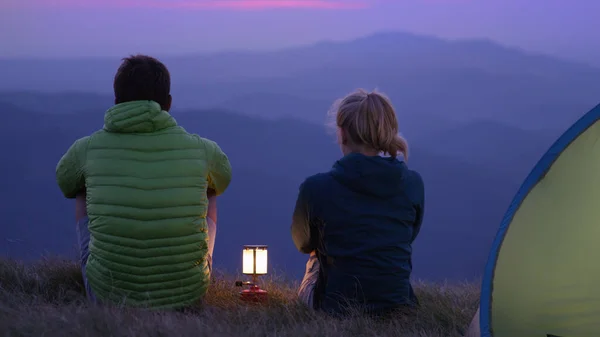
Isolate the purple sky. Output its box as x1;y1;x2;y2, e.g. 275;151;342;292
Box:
2;0;599;66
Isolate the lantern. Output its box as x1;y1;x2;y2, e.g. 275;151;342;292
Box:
235;245;269;303
242;245;268;275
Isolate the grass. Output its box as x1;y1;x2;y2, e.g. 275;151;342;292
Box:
0;258;479;337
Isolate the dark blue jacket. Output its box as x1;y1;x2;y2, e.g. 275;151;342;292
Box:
291;152;425;315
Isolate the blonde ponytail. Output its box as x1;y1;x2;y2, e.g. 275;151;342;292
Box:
389;135;409;160
333;89;409;160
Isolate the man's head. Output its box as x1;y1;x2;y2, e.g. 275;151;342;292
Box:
113;55;172;111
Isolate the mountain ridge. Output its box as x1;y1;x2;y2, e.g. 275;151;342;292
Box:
1;31;597;134
2;30;596;71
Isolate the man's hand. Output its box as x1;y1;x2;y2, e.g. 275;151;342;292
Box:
75;190;87;222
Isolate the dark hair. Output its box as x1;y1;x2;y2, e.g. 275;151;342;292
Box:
113;54;171;109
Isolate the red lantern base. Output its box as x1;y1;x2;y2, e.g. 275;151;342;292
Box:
240;285;268;303
235;280;268;304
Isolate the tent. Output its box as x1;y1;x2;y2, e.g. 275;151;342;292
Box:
466;103;600;337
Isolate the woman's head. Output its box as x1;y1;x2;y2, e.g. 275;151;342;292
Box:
329;89;408;160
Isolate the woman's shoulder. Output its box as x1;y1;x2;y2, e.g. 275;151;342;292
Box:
402;166;425;203
405;167;423;186
295;173;334;206
302;172;333;190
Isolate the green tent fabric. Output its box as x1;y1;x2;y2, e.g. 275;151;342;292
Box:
472;102;600;337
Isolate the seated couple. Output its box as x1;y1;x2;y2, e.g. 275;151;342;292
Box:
56;55;425;315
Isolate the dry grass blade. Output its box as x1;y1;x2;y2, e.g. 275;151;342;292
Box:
0;258;479;337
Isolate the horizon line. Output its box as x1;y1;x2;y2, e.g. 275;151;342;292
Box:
5;0;370;10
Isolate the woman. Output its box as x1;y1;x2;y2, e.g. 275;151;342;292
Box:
291;89;425;316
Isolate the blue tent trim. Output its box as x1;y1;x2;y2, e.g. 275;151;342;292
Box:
479;103;600;337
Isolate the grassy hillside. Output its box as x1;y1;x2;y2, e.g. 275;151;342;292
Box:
0;258;479;337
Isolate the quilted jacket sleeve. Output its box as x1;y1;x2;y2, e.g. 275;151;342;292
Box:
56;137;88;199
205;140;232;196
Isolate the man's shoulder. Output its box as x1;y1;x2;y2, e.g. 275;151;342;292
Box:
165;127;215;146
194;135;218;147
191;135;226;154
69;134;93;152
86;129;112;141
93;127;210;147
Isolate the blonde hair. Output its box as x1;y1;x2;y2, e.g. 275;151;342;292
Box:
328;89;409;160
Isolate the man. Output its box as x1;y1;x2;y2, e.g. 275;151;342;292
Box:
56;55;232;309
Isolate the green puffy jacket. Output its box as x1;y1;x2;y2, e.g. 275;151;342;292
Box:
56;100;232;309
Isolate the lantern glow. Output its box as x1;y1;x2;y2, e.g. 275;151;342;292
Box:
242;245;268;275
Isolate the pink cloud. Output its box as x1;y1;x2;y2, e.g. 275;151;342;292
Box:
10;0;369;10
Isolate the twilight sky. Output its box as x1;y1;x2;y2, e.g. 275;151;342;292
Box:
1;0;599;66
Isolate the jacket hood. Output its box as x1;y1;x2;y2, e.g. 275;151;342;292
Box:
104;100;177;133
330;152;407;198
